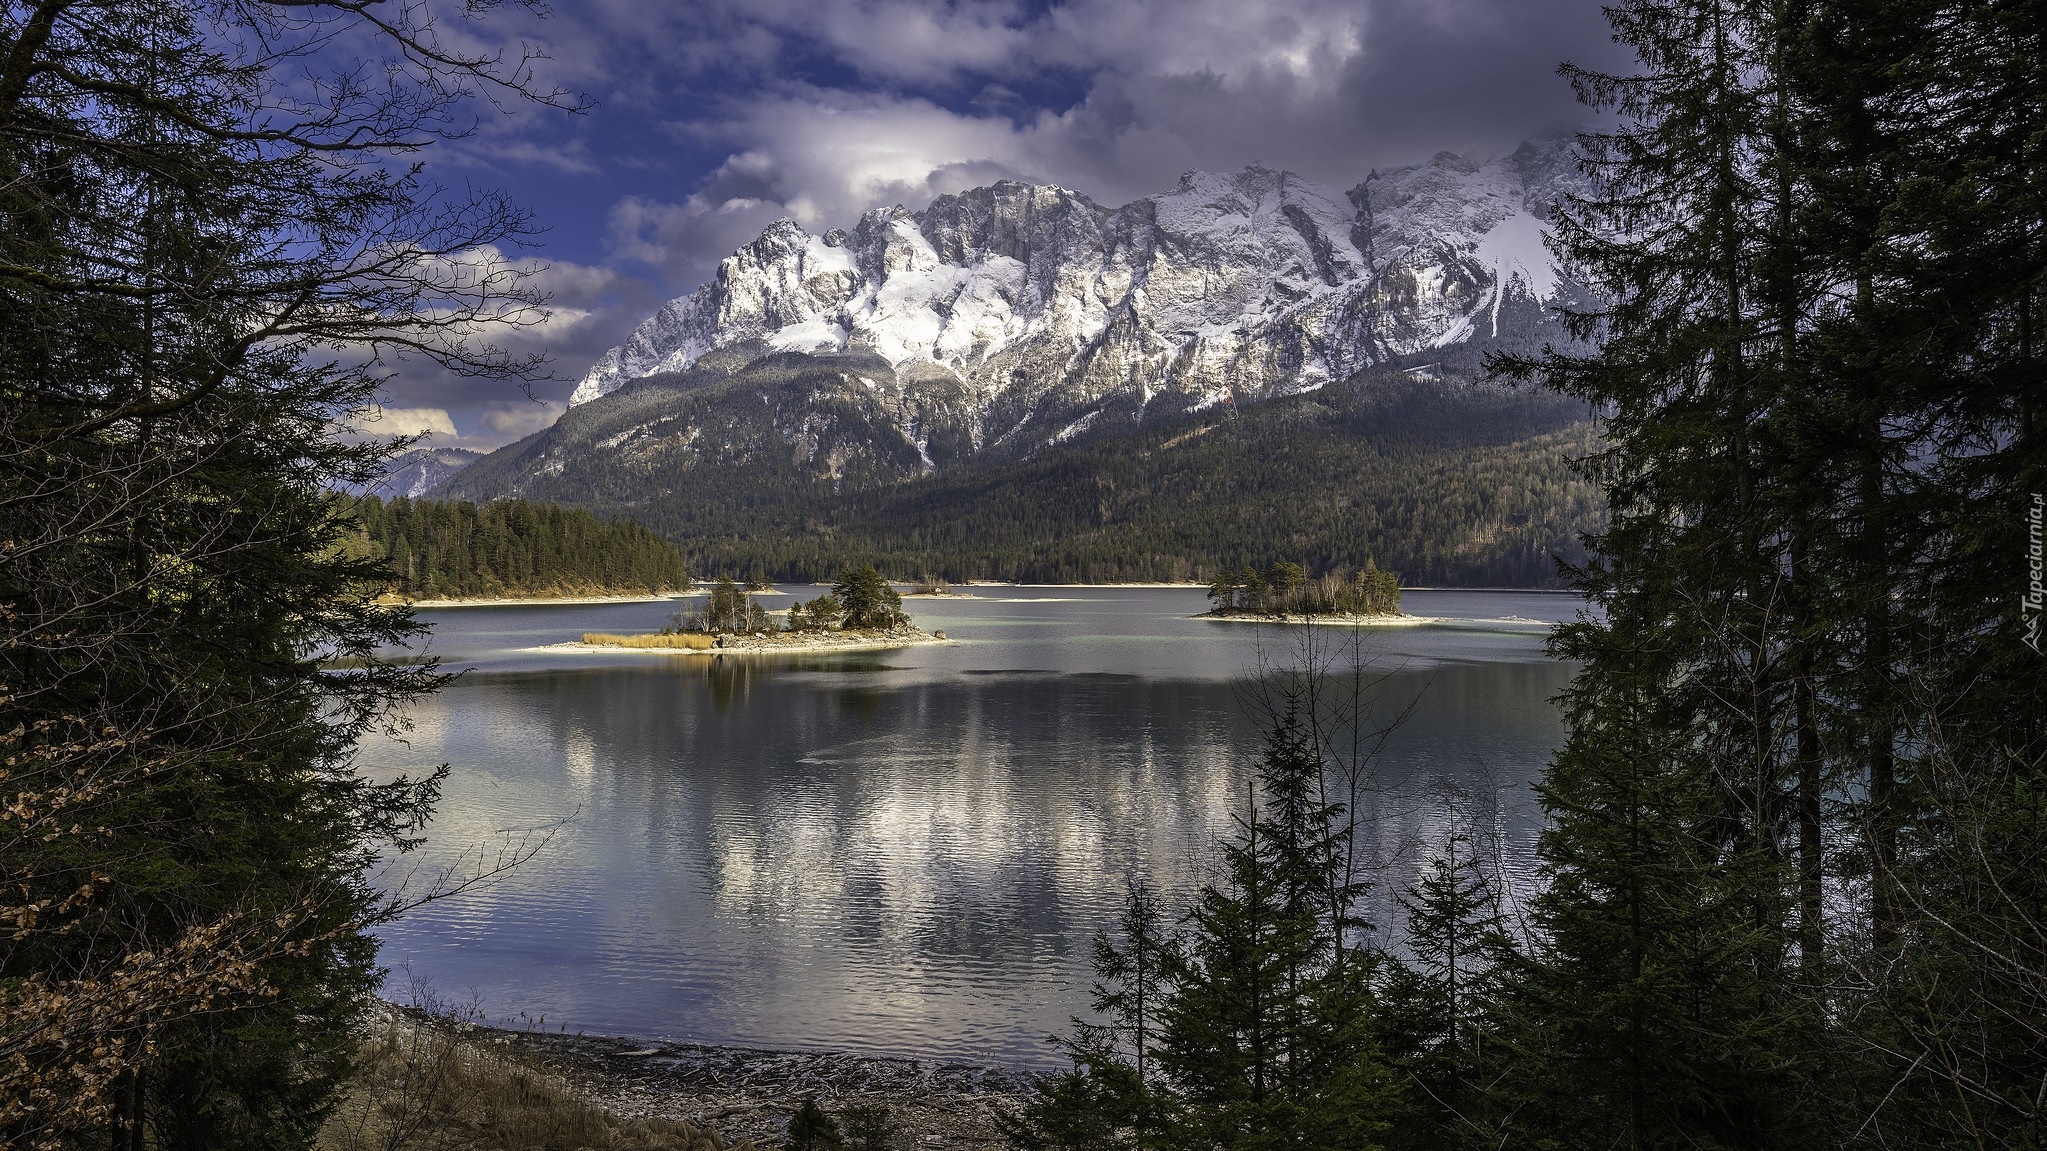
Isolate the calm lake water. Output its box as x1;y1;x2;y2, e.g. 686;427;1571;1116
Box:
361;587;1581;1066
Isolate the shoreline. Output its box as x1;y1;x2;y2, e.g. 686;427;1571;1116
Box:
394;592;689;609
395;585;1573;608
383;1005;1032;1150
1005;582;1203;588
1197;612;1554;629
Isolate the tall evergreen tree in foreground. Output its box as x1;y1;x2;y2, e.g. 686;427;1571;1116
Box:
1493;1;1830;1141
1496;0;2047;1144
1820;0;2047;1140
0;2;572;1147
1372;828;1515;1151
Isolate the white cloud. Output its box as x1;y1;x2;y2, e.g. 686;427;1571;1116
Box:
591;0;1618;289
607;94;1060;281
338;400;569;454
640;0;1369;93
476;401;564;441
348;253;663;449
348;405;459;439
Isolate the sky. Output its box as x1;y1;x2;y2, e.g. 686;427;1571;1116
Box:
360;0;1629;452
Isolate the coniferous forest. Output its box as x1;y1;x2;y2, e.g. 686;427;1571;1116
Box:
344;496;687;600
451;373;1605;588
702;378;1599;587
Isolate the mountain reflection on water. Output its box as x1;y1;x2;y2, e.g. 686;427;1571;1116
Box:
362;588;1579;1065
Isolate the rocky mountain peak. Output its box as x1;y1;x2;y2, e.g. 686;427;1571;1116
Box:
564;141;1585;453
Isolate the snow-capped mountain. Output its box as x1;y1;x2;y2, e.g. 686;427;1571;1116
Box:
572;142;1576;425
440;142;1584;509
358;447;481;499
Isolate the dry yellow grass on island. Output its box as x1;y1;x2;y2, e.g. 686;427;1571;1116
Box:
581;631;718;649
548;625;951;657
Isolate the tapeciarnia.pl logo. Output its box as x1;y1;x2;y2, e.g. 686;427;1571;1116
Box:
2027;492;2044;655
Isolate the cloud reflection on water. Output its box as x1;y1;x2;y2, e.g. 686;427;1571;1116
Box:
363;592;1573;1064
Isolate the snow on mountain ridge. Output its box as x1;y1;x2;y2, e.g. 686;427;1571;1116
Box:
568;142;1582;436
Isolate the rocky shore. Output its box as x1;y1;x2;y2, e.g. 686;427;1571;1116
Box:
494;1026;1035;1149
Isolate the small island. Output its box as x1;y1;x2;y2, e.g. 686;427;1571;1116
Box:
571;564;950;655
1199;560;1408;622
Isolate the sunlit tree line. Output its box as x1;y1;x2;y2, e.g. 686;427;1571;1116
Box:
1206;562;1402;618
346;495;687;600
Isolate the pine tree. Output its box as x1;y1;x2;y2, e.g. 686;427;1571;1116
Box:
0;2;570;1146
1005;706;1394;1151
834;564;907;629
1001;885;1176;1151
789;1099;844;1151
1489;0;1835;1143
1090;883;1174;1110
1376;829;1515;1151
1804;0;2047;1139
1155;706;1393;1151
842;1103;901;1151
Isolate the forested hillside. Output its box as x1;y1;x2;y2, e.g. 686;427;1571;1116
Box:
345;496;686;599
445;372;1602;586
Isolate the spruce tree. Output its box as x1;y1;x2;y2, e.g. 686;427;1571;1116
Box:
0;2;571;1146
1810;0;2047;1140
1491;0;1832;1143
1492;0;2047;1142
834;564;907;629
1006;706;1394;1151
1154;706;1393;1151
1375;829;1515;1151
1002;884;1176;1151
789;1098;844;1151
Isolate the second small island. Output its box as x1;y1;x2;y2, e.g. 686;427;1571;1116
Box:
1200;560;1407;622
575;564;949;654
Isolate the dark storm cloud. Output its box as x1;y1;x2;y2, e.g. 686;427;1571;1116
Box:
369;0;1624;448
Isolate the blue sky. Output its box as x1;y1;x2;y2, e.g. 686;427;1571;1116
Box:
361;0;1626;451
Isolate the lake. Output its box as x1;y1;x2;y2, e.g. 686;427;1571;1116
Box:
361;587;1581;1066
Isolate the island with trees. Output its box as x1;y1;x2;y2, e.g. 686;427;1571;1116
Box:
1201;560;1405;621
574;565;948;654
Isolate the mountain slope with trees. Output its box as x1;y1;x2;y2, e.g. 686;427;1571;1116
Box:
443;371;1603;586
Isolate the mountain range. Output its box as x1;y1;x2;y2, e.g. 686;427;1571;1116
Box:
427;141;1602;584
345;446;482;499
